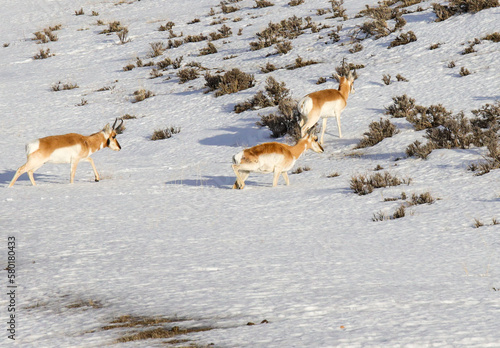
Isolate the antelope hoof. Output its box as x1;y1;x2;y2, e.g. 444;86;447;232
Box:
232;182;244;189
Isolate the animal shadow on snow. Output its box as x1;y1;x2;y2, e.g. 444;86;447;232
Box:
199;125;267;148
0;170;57;187
165;175;268;189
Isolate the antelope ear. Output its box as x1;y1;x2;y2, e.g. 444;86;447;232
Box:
102;124;112;135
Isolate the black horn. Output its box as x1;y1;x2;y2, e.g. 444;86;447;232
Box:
112;118;123;130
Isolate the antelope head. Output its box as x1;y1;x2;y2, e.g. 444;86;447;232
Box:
103;118;123;151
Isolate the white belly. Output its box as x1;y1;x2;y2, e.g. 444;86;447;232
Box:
320;101;345;118
242;154;294;173
48;144;82;163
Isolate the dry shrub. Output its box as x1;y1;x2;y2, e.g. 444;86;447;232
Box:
265;77;290;105
172;56;183;69
255;0;274;8
432;3;456;21
328;27;341;43
353;3;407;40
356;19;391;40
156;57;173;70
210;24;232;40
51;82;79;91
249;16;307;51
373;205;406;221
204;73;223;92
117;326;211;343
469;137;500;175
159;21;175;31
289;0;304;5
356;118;398;148
425;112;475;149
385;94;417;118
291;166;311;174
148;41;166;57
375;191;436;221
151;127;181;141
234;76;289;113
149;68;162;78
123;64;135;71
184;33;208;43
333;61;362;81
349;43;364;53
287;56;319;70
468;102;500;174
388;31;417;48
187;18;200;25
199;42;218;56
460;67;471;76
330;0;348;20
405;101;500;160
410;192;436;205
396;74;408;82
133;89;155;103
406;104;453;130
167;39;183;49
471;101;500;130
204;68;255;97
34;29;58;43
33;48;53;59
33;31;49;43
405;140;436;159
221;2;239;13
382;74;391;85
117;28;130;44
256;98;301;139
261;62;277;73
177;68;199;83
358;4;394;21
100;21;124;34
351;172;410;195
316;77;327;84
482;32;500;42
121;114;137;120
433;0;499;21
275;40;293;55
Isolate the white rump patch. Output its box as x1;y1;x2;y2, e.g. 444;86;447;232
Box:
26;140;40;156
233;151;244;165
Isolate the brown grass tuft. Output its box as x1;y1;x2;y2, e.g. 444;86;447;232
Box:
133;89;155;103
151;127;181;141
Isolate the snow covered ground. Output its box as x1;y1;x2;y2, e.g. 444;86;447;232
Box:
1;0;499;346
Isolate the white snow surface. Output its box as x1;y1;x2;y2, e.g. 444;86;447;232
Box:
1;0;499;347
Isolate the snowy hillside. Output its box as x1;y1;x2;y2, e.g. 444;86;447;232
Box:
1;0;499;347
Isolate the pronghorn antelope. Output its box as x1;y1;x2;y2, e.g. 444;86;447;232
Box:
8;119;123;187
232;132;324;189
298;70;355;144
